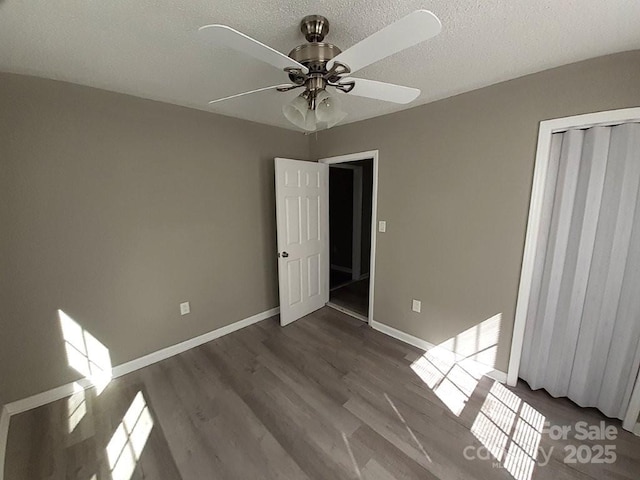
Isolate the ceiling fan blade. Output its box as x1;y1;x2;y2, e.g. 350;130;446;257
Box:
208;84;297;105
199;25;309;74
327;10;441;74
339;78;420;104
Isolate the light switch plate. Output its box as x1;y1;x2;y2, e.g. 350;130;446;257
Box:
378;220;387;232
180;302;190;315
412;299;421;313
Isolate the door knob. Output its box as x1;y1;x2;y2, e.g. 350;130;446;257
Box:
281;252;289;258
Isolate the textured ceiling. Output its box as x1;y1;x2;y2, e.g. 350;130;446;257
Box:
1;0;639;131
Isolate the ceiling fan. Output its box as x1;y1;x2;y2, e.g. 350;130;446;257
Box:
199;10;442;131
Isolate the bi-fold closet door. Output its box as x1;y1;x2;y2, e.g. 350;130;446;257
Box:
520;122;640;421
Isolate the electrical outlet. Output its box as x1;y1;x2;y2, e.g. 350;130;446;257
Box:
180;302;190;315
412;299;421;313
378;220;387;232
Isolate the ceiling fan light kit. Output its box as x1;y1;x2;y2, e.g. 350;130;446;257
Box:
283;88;346;132
199;10;442;131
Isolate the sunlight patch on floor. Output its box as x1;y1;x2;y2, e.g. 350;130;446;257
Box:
410;345;450;388
411;345;479;416
106;392;154;480
434;375;474;417
342;432;362;479
408;313;545;479
471;381;545;480
384;393;432;462
67;382;87;433
410;313;504;416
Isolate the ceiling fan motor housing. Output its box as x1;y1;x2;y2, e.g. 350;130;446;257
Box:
288;42;341;74
288;15;342;81
300;15;329;42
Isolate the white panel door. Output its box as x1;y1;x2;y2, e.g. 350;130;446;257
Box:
275;158;329;326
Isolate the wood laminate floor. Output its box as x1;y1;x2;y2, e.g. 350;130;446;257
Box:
4;307;640;480
330;279;370;317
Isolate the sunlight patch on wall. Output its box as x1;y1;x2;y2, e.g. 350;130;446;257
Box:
471;381;545;480
439;313;501;370
58;310;112;395
67;382;87;433
106;391;154;480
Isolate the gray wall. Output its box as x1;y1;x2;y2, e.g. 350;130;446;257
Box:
2;51;640;406
311;51;640;374
0;73;308;405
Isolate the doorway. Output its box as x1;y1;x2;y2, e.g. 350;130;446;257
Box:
321;152;378;322
274;151;378;328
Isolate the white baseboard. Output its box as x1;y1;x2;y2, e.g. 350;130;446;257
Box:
370;319;508;384
2;307;280;418
0;406;10;480
326;302;368;323
0;306;279;479
371;320;640;437
112;307;279;379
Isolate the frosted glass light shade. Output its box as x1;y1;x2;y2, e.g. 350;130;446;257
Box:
315;90;346;128
282;95;308;129
283;90;346;131
304;109;318;132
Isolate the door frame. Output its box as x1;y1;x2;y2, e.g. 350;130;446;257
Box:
319;150;379;325
506;107;640;433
